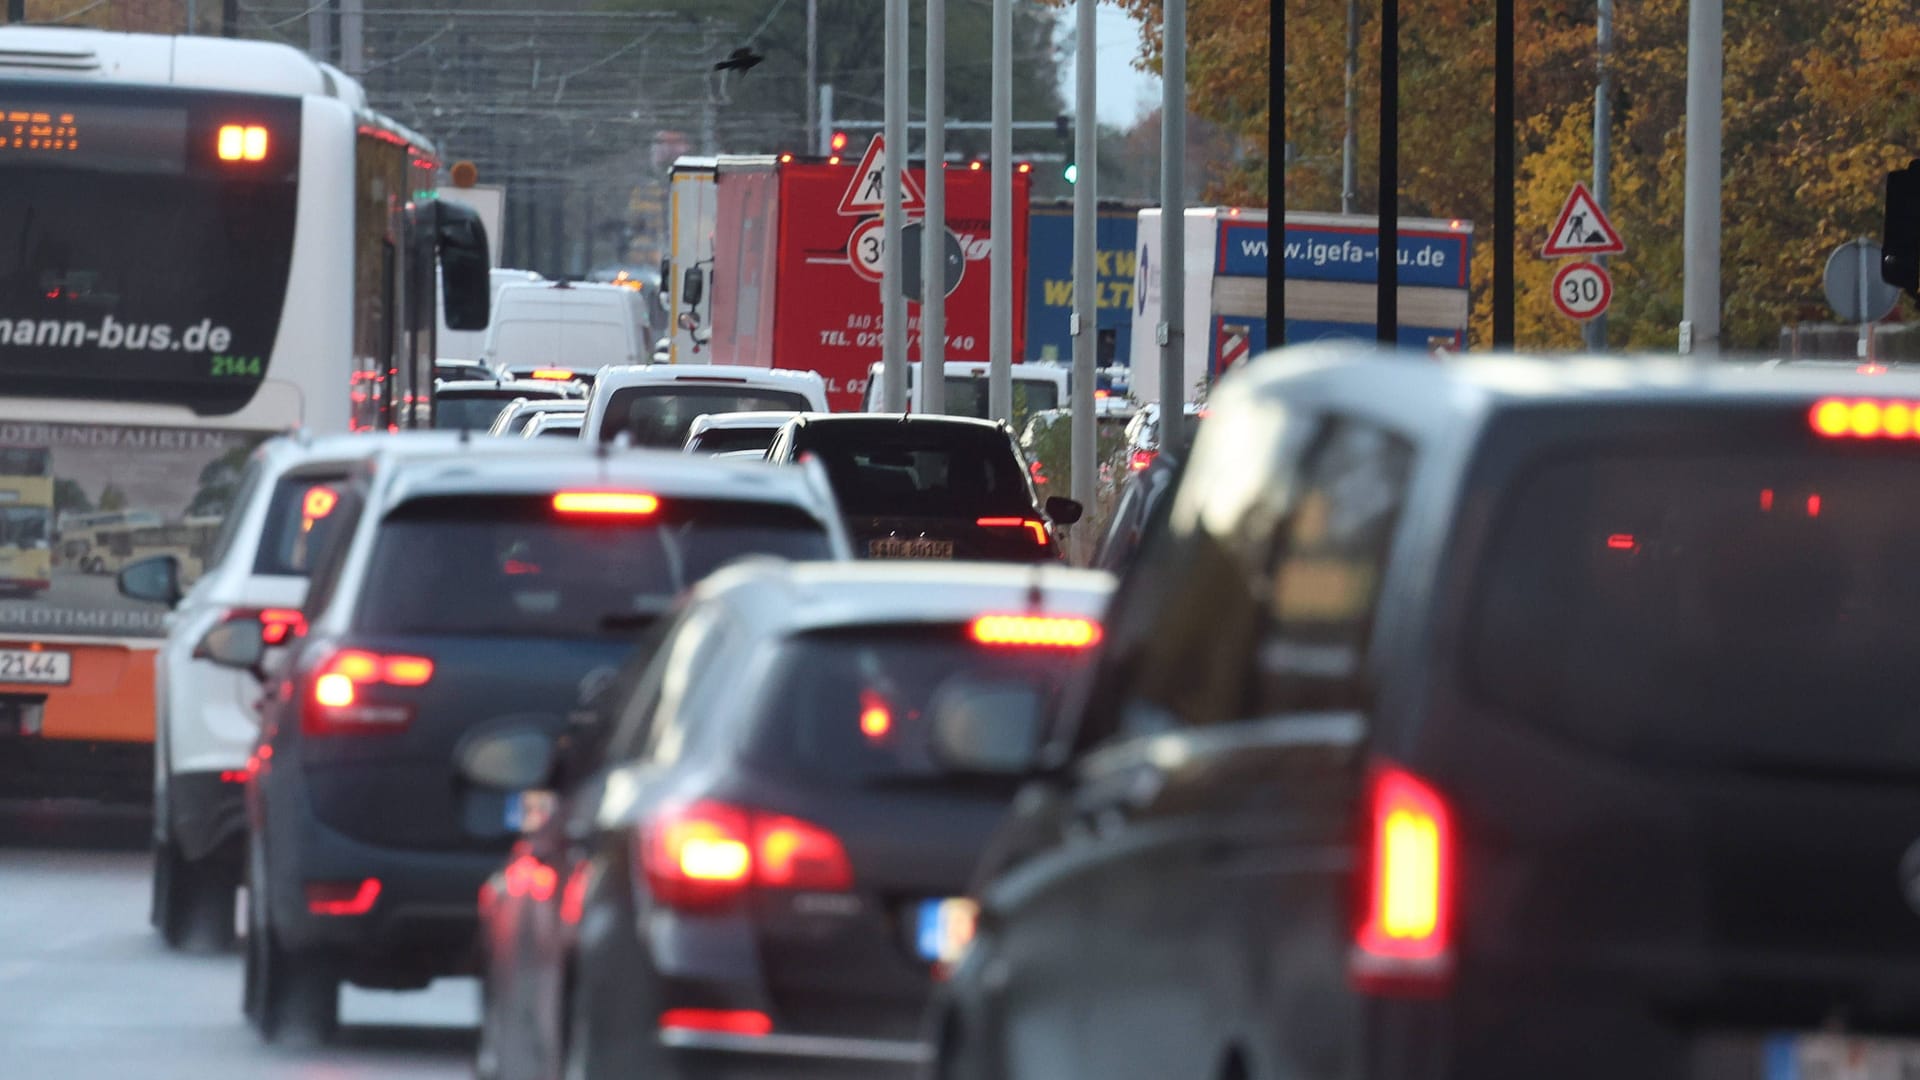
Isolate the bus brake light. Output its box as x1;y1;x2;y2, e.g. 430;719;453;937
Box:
217;124;269;162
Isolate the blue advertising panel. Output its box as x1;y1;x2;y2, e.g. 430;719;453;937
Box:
1026;207;1138;365
1218;218;1473;290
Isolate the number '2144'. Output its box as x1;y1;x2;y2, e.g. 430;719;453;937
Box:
210;355;263;378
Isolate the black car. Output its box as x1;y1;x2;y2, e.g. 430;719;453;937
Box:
765;414;1081;562
466;560;1112;1080
931;350;1920;1079
201;448;848;1043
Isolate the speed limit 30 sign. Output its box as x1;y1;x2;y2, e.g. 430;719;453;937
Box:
1551;260;1612;321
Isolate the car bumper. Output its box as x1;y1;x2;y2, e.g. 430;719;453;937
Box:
660;1029;930;1079
0;732;151;804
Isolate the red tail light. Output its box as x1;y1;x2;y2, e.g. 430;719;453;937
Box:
306;878;380;916
560;862;592;926
638;800;852;911
303;648;433;735
969;614;1102;648
975;517;1050;545
218;607;306;647
1351;765;1454;991
1129;449;1155;471
658;1008;772;1036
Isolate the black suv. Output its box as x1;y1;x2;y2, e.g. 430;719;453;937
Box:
932;351;1920;1079
766;414;1080;562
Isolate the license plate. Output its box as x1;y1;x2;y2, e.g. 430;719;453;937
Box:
914;897;978;965
869;537;954;559
1766;1034;1920;1079
0;648;69;686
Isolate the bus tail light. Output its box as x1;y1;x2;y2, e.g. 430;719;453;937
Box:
1810;398;1920;439
637;801;851;912
303;649;433;734
1351;764;1454;993
217;124;269;162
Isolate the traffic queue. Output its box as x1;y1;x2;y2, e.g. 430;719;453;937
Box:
114;345;1920;1080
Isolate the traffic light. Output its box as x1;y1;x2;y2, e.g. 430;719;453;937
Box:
1063;162;1078;185
830;131;849;154
1056;114;1075;185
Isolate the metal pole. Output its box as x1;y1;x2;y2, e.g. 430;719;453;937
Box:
805;0;819;154
188;0;199;34
922;0;948;416
4;0;20;24
1858;237;1872;360
1159;0;1187;452
1070;0;1098;561
1493;0;1514;348
989;0;1014;421
819;84;834;158
882;0;909;409
340;0;365;75
309;0;334;62
1585;0;1613;351
1680;0;1722;356
1341;0;1358;215
1270;0;1286;349
1376;0;1398;344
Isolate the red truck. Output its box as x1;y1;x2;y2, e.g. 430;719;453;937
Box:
707;153;1030;411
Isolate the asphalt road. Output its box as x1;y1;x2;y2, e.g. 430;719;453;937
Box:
0;822;479;1080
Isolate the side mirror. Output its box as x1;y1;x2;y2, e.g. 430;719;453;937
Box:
681;266;705;308
1044;495;1085;526
194;617;265;672
929;680;1046;776
437;202;492;331
456;720;559;791
117;555;182;607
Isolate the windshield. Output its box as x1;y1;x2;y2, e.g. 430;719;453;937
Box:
797;422;1034;518
1469;449;1920;775
598;385;814;446
252;474;349;577
355;496;833;638
687;426;780;454
749;625;1093;783
0;506;49;549
487;321;627;367
0;89;300;415
941;376;1061;420
433;391;550;431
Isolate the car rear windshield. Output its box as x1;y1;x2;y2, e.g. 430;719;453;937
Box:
688;426;778;455
354;495;833;638
749;624;1093;783
1468;449;1920;775
434;390;555;431
598;385;814;447
942;376;1061;419
797;422;1033;518
252;473;350;576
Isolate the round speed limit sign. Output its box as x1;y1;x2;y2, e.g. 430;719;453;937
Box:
1551;260;1612;321
848;218;886;283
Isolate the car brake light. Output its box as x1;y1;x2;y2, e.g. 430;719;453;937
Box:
969;614;1102;648
219;607;306;646
560;862;592;926
1810;397;1920;439
306;878;380;916
658;1008;772;1036
552;491;660;516
1129;449;1155;471
303;649;433;734
975;517;1050;545
528;368;575;380
1351;765;1453;991
638;800;852;911
858;690;892;738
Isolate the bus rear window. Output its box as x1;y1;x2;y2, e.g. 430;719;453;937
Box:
1468;450;1920;775
253;474;349;577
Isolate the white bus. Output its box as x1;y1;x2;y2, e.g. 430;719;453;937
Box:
0;26;489;792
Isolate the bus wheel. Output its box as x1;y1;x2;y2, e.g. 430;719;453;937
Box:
156;841;238;953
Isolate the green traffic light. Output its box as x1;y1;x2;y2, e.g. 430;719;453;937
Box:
1064;162;1078;184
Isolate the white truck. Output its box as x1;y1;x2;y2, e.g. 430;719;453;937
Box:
666;157;718;363
1129;208;1474;405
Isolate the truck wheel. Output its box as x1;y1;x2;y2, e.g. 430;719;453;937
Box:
155;841;237;952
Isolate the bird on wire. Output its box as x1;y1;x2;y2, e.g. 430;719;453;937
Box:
715;47;764;74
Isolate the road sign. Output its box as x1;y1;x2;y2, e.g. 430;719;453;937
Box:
1823;238;1903;323
901;222;966;299
848;218;887;282
837;135;926;217
1551;260;1612;320
1542;182;1625;257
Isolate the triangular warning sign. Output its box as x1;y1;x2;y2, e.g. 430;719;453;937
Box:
1541;181;1625;257
836;134;926;217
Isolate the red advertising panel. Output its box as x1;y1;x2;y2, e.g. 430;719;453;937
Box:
770;163;1028;410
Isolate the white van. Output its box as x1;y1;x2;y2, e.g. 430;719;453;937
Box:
481;281;654;372
438;267;543;363
860;360;1070;419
